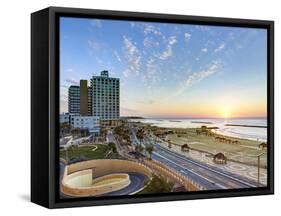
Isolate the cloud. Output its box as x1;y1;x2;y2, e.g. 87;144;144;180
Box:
144;24;162;36
143;57;160;85
113;50;122;62
88;40;103;51
60;86;68;113
60;86;68;100
201;48;208;52
137;99;155;105
214;43;225;52
143;37;152;47
169;36;177;45
159;36;177;60
195;25;210;31
123;36;141;77
121;107;141;116
143;36;160;48
65;77;79;85
159;46;172;60
90;19;102;28
177;60;221;95
184;33;191;44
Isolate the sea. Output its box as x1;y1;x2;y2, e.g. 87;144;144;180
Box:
130;118;267;142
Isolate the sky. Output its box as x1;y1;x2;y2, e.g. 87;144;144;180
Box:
60;17;267;118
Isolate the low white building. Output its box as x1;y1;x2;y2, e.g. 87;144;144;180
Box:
60;113;70;124
70;116;100;135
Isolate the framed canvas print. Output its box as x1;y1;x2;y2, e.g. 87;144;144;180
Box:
31;6;274;208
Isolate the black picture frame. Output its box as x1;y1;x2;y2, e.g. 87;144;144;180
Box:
31;6;274;209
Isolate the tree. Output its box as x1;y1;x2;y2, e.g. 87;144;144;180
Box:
80;128;89;137
71;128;81;137
145;144;154;159
135;144;144;154
136;129;145;145
139;174;174;194
108;142;117;153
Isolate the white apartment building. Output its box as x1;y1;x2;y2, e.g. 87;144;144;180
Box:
91;70;120;126
60;113;70;124
70;116;100;134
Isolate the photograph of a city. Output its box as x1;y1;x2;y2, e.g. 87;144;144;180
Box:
59;17;268;198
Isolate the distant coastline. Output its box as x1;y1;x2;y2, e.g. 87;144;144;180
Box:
120;116;144;119
224;124;267;128
191;121;213;124
130;117;267;141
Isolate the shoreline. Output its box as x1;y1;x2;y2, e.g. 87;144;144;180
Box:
130;118;267;142
132;121;267;168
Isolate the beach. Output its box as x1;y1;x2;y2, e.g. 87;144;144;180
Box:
130;118;268;168
133;118;267;141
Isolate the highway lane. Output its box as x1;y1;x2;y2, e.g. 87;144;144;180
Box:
130;128;258;190
102;172;148;196
154;144;259;189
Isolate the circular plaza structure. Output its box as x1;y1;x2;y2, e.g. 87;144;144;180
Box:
61;159;152;197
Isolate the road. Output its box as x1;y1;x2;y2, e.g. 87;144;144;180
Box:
130;127;259;190
102;172;148;196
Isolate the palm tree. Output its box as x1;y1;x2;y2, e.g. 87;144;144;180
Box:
135;144;144;154
145;144;154;159
136;129;145;145
108;142;117;153
168;140;172;149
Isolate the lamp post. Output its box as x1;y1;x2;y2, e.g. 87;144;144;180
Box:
249;152;265;187
257;152;265;187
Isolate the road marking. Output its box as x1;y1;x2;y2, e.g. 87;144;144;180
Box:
156;144;257;187
153;152;223;189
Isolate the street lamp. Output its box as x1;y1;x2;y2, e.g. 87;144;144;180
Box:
248;152;265;187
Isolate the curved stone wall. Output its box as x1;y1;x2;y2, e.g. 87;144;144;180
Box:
61;159;152;197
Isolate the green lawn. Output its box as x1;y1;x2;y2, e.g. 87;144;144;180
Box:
60;145;109;162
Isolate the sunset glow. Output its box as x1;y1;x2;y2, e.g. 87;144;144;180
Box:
60;18;267;119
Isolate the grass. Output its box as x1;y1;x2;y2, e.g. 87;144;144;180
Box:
138;174;174;194
93;177;125;186
60;144;110;162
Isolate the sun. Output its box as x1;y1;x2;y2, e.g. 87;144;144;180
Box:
220;106;231;119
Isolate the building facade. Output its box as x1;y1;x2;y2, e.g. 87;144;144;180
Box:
88;86;92;116
91;70;120;126
70;116;100;135
68;82;92;116
68;85;80;115
60;113;70;124
80;80;88;116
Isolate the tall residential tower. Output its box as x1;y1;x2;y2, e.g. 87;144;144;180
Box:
68;85;80;115
91;70;120;126
68;80;92;116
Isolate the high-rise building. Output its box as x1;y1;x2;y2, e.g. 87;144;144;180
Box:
68;82;92;116
80;80;88;116
88;87;92;116
68;85;80;115
91;70;120;126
